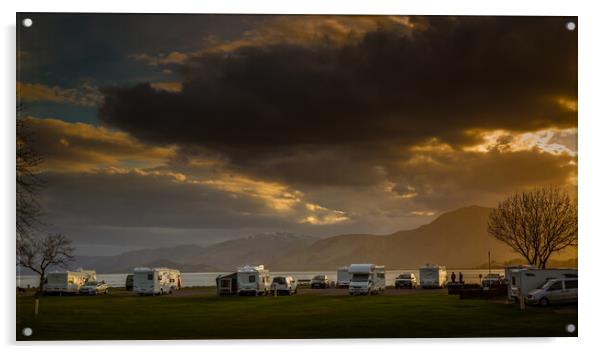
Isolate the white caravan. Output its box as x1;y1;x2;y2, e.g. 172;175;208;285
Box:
237;265;271;296
419;264;447;288
336;266;351;288
507;267;577;301
44;269;96;294
348;264;386;295
133;267;182;295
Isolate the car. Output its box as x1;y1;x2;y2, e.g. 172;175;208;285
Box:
395;272;417;289
79;280;109;295
481;273;503;288
526;278;577;306
125;274;134;291
310;275;329;289
271;276;298;295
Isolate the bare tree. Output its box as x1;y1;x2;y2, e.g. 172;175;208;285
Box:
17;234;74;294
487;187;577;269
16;111;44;239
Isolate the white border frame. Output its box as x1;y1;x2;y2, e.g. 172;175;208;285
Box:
2;1;600;353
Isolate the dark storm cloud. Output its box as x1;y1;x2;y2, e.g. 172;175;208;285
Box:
99;16;577;154
40;170;291;229
388;149;577;210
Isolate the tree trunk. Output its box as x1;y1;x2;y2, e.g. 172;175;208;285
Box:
38;271;45;295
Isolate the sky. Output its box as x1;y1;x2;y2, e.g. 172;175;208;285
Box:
16;14;577;255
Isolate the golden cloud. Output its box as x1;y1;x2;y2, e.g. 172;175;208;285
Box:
201;16;416;55
463;128;577;156
17;82;103;106
129;51;189;66
150;81;183;93
23;117;175;172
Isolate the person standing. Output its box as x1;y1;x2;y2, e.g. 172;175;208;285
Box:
459;272;464;284
451;272;456;283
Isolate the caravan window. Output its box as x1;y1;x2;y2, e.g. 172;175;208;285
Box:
147;273;153;281
249;275;256;283
565;280;577;289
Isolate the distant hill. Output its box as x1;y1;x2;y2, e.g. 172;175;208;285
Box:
65;207;576;273
71;232;316;273
270;206;575;270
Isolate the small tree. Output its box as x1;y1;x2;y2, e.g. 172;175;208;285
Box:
17;234;74;294
487;187;577;269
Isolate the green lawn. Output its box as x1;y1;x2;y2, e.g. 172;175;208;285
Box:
16;289;577;340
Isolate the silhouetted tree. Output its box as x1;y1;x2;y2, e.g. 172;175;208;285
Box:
16;110;44;239
17;234;74;294
487;187;577;269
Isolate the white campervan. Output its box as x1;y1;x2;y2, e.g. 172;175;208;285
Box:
336;266;351;288
419;264;447;288
133;267;182;295
237;265;271;296
348;264;386;295
44;269;96;294
507;267;577;301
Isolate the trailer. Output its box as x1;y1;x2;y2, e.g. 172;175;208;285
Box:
216;272;238;296
419;264;447;288
348;264;385;295
336;266;351;288
133;267;181;295
506;267;577;301
237;265;271;296
44;269;96;295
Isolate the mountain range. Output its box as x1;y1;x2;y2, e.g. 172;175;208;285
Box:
68;206;576;273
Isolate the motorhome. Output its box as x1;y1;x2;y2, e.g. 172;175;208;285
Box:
237;265;271;296
506;267;577;301
44;269;96;294
348;264;386;295
336;266;351;288
133;267;182;295
419;264;447;288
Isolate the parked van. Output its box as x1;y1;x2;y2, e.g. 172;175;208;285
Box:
395;272;417;289
526;278;578;306
348;264;386;295
507;267;577;301
336;266;351;288
133;267;181;295
272;276;298;295
44;269;96;295
237;265;271;296
419;264;447;288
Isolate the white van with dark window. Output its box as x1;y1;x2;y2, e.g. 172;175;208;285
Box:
507;268;577;301
526;278;577;306
237;265;271;296
271;276;297;295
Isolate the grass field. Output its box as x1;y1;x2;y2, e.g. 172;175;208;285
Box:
16;287;577;340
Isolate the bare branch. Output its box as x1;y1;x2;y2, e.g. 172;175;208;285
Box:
487;187;577;269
